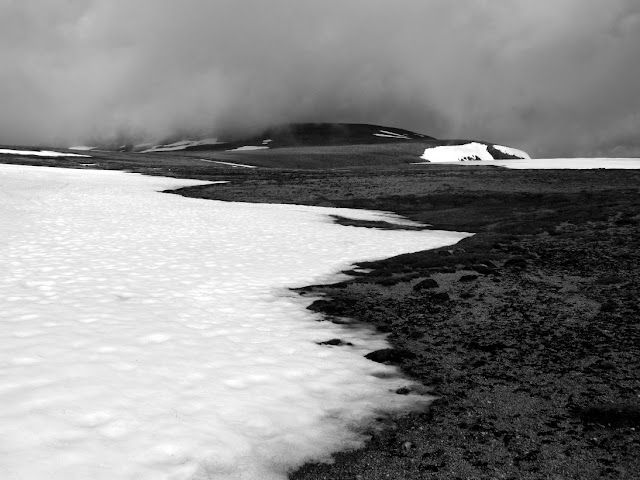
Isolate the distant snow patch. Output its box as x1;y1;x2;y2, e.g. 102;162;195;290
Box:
412;157;640;169
142;138;221;153
374;129;411;140
485;158;640;169
420;143;493;163
69;146;96;151
198;159;257;168
226;145;269;152
262;139;273;145
493;145;530;159
0;148;90;158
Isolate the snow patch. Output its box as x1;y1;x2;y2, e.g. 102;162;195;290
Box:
374;129;411;140
226;145;269;152
68;146;96;151
493;144;530;159
420;143;493;163
198;159;257;168
141;138;221;153
0;164;471;480
0;148;90;158
412;157;640;169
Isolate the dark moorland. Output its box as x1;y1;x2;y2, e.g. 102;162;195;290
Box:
2;143;639;479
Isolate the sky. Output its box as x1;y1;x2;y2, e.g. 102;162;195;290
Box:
1;0;639;156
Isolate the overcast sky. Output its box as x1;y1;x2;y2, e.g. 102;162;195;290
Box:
1;0;639;156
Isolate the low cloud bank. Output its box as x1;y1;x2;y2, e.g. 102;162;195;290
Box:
1;1;639;156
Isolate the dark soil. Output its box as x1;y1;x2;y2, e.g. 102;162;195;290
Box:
174;166;640;479
2;155;639;479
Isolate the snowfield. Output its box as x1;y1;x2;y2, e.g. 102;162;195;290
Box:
0;165;469;480
0;148;90;158
225;145;270;152
413;157;640;169
419;142;495;162
492;144;531;159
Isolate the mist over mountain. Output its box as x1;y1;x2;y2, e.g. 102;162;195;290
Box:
1;1;639;156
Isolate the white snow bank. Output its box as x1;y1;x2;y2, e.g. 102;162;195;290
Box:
493;144;530;159
486;158;640;169
412;157;640;169
0;164;470;480
226;145;269;152
141;138;221;153
0;148;90;158
68;145;96;151
420;142;494;162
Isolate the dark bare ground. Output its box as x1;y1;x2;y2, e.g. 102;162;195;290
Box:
3;156;639;479
174;166;640;480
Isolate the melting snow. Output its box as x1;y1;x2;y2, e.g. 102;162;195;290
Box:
374;129;411;140
412;157;640;169
69;146;96;151
0;164;469;480
0;148;90;158
142;139;222;153
420;142;494;162
198;159;257;168
492;144;530;159
226;145;269;152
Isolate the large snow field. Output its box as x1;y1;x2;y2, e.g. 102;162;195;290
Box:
474;157;640;169
0;148;90;158
415;150;640;169
0;165;469;480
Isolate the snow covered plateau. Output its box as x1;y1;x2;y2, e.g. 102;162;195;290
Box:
0;165;469;480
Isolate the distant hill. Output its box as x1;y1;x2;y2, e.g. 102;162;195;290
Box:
132;123;434;153
126;122;529;164
0;122;529;170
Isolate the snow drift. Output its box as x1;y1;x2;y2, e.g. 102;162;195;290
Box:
420;142;530;163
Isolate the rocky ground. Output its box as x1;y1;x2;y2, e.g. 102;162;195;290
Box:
173;165;640;479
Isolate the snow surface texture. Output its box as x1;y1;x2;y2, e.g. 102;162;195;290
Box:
0;164;469;480
413;157;640;169
0;148;90;158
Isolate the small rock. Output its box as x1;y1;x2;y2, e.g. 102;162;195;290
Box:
428;292;450;303
459;274;479;283
472;264;496;275
318;338;353;346
504;257;528;270
365;348;416;364
401;441;416;454
413;278;439;291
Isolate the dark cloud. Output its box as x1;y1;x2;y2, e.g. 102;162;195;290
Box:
1;0;639;156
